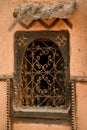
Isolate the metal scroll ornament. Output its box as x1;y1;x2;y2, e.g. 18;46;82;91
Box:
20;39;65;107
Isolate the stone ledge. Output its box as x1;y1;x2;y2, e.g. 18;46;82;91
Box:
13;1;76;20
0;75;13;81
71;76;87;82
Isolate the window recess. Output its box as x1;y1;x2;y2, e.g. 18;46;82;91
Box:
11;31;70;119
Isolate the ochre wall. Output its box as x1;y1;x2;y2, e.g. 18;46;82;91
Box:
76;82;87;130
0;0;87;130
0;82;7;130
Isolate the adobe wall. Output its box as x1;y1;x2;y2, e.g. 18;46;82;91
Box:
0;0;87;130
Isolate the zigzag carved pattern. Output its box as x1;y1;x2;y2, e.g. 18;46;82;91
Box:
19;18;73;29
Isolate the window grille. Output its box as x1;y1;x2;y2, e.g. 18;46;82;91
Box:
12;31;70;119
21;38;65;107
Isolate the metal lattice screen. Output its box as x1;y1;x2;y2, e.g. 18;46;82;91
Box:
21;38;65;107
12;31;70;119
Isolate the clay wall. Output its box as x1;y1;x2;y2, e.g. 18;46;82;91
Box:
0;0;87;130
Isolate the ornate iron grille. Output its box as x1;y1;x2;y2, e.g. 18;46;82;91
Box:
21;38;65;107
12;31;70;119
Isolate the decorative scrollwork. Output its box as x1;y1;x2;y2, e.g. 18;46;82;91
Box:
20;38;65;107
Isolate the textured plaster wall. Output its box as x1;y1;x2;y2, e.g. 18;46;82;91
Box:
13;122;71;130
76;82;87;130
0;82;7;130
0;0;87;77
0;0;87;130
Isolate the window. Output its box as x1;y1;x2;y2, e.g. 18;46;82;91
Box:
11;31;70;119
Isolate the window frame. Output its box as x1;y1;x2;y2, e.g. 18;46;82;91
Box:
11;30;70;120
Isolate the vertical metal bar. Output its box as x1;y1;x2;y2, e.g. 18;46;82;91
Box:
31;41;34;105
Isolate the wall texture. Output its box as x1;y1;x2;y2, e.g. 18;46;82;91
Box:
76;82;87;130
0;82;7;130
0;0;87;130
